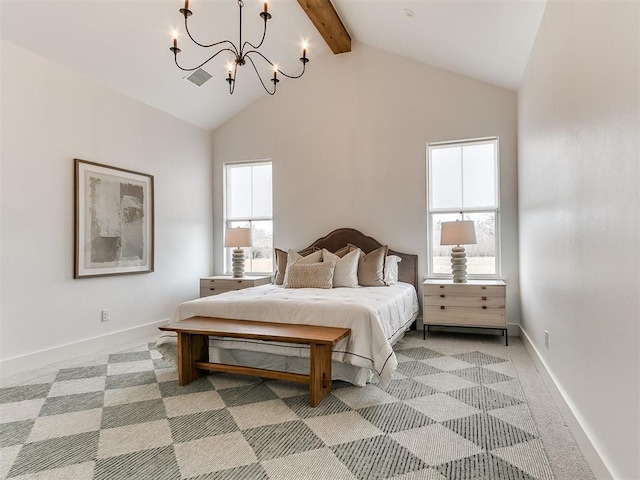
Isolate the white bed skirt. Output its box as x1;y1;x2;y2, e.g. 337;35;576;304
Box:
208;347;374;386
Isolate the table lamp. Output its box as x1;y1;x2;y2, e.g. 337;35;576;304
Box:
224;227;252;278
440;220;477;283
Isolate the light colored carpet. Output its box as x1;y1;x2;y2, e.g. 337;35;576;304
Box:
0;330;593;479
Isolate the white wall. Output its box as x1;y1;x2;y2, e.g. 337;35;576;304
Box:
517;1;640;478
0;41;213;367
212;42;519;323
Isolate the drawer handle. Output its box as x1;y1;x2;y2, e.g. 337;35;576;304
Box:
481;286;487;290
236;280;242;283
440;306;445;310
482;296;487;300
482;306;487;309
209;288;216;291
440;294;445;298
439;285;445;289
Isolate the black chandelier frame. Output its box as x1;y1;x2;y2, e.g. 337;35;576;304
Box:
170;0;309;95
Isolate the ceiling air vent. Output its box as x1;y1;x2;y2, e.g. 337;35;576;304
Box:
184;68;212;87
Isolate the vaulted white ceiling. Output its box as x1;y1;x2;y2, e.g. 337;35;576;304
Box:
0;0;546;131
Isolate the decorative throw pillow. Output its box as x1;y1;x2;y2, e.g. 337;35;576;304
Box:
333;245;350;258
384;255;402;285
282;249;323;286
273;248;288;285
348;244;388;286
298;246;318;257
273;247;320;285
322;248;360;288
284;261;335;289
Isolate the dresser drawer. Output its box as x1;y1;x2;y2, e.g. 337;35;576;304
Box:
424;295;505;308
200;278;257;289
200;287;240;297
424;306;506;328
199;276;272;298
424;283;505;297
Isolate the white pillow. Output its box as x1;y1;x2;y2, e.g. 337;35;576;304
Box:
283;249;323;285
322;248;360;288
384;255;402;285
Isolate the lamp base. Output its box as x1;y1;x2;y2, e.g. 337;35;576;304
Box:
450;246;467;283
231;248;245;278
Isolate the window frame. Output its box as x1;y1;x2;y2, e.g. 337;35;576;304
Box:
426;137;502;280
223;159;273;275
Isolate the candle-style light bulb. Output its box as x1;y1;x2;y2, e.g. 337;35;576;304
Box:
273;64;278;80
264;1;268;13
302;40;308;59
226;63;234;86
171;30;179;49
179;0;191;18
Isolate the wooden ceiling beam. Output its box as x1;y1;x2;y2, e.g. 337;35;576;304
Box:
297;0;351;54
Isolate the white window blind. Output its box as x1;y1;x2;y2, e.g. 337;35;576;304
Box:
224;161;273;274
427;138;501;278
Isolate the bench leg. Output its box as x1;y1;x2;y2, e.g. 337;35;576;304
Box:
309;343;332;408
177;332;208;386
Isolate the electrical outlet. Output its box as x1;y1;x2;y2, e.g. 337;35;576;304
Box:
101;309;110;322
544;330;549;348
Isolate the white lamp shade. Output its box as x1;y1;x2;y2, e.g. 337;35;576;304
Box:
224;227;252;248
440;220;477;246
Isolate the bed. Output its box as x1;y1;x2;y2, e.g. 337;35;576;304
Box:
167;228;419;386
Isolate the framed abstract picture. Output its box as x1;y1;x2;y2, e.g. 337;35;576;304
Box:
74;159;154;278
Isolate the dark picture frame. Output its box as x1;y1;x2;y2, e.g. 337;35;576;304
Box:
74;159;154;278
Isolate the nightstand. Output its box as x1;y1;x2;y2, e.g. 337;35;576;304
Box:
200;275;272;298
423;279;507;345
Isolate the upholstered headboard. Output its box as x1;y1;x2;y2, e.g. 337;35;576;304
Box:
302;228;418;293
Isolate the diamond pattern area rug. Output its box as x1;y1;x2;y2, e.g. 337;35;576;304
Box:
0;333;554;480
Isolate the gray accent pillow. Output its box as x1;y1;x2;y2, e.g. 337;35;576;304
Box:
349;244;388;286
273;248;288;285
284;261;335;289
333;245;349;258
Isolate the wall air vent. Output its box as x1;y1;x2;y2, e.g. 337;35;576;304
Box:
184;68;212;87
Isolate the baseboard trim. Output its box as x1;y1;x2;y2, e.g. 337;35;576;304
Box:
519;326;613;479
0;319;169;379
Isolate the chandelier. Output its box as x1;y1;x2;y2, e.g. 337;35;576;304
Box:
170;0;309;95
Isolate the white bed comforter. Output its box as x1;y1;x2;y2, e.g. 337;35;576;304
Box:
171;282;419;385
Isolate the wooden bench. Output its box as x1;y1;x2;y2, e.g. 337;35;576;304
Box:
159;316;351;407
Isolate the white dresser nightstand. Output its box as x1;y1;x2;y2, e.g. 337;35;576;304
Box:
200;275;272;298
423;279;507;345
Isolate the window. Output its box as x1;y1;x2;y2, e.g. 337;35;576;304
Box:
427;137;501;278
224;161;273;274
